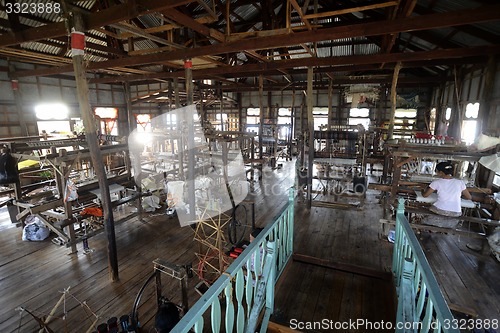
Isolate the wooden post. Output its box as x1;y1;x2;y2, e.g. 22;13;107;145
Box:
173;77;184;178
185;59;196;221
327;78;333;153
387;62;402;140
449;66;464;141
58;158;77;254
8;64;29;136
478;55;497;135
258;75;264;159
237;92;243;132
71;14;119;282
289;89;295;160
123;82;134;136
307;67;314;208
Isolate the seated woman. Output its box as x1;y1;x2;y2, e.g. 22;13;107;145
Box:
422;161;472;217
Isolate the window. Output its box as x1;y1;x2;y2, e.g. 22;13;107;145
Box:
94;107;119;136
429;108;436;133
277;108;292;141
35;103;68;120
94;107;118;119
36;103;72;141
383;108;416;138
215;113;228;131
348;108;370;130
136;114;151;132
462;102;479;145
313;107;329;130
246;107;260;133
445;107;451;120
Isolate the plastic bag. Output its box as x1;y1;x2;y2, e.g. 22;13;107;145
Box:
64;179;78;203
142;195;161;212
22;215;50;241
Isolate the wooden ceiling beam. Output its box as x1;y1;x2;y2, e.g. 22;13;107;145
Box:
86;45;500;84
219;76;446;92
110;22;184;49
13;4;500;77
161;8;225;42
0;0;195;47
289;0;312;30
303;1;399;20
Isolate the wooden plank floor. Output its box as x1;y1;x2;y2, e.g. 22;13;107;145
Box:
6;159;497;332
418;230;500;321
0;162;294;333
272;185;396;332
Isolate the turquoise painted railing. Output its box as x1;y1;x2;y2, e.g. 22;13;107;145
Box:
393;198;459;333
171;189;295;333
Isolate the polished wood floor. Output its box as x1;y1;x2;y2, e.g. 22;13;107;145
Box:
418;230;500;321
0;159;498;333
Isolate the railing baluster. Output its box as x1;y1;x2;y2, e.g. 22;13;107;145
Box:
224;284;234;333
170;190;295;333
394;197;460;333
235;269;245;333
245;260;254;319
194;316;204;333
211;297;221;333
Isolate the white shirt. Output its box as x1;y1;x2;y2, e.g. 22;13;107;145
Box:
429;178;466;213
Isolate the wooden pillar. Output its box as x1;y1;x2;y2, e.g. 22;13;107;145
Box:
237;92;243;132
174;77;180;109
327;78;333;153
337;87;343;126
375;84;387;127
167;79;173;112
478;55;497;135
8;64;29;136
299;103;305;166
123;82;134;136
199;84;205;128
387;62;402;140
58;155;77;254
448;66;464;141
434;84;446;136
289;90;295;159
185;59;195;221
71;14;119;282
307;67;314;208
174;77;184;178
258;75;264;159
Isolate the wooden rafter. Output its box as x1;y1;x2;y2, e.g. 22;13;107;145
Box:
14;4;500;78
85;45;500;85
290;0;312;30
110;22;184;49
303;1;399;20
0;0;195;47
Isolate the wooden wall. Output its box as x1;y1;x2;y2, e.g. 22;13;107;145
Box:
0;59;127;138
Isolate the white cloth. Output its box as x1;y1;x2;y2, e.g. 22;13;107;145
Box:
429;178;466;213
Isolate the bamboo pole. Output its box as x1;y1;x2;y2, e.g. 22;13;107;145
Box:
71;14;118;281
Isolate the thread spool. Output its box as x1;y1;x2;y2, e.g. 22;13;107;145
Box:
96;323;108;333
107;317;118;329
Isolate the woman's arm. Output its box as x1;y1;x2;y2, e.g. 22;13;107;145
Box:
422;186;435;198
461;188;472;200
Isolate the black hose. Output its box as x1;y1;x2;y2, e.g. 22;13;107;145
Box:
130;271;160;330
